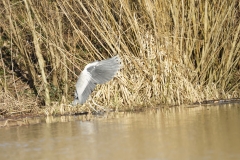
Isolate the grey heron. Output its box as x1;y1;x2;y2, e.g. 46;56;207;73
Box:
72;55;121;107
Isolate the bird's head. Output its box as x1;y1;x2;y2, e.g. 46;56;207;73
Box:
71;91;79;106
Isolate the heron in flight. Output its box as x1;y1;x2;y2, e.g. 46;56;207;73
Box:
72;55;121;107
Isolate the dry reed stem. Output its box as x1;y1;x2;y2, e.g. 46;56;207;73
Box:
0;0;239;113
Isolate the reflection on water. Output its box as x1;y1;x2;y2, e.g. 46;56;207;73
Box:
0;104;240;160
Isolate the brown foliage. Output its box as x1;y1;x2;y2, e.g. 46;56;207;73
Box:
0;0;239;114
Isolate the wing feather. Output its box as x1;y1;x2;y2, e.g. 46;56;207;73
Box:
86;55;122;84
75;70;97;104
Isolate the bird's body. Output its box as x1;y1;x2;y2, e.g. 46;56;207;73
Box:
72;55;121;106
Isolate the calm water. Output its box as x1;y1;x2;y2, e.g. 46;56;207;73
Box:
0;104;240;160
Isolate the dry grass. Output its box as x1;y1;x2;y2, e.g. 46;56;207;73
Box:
0;91;39;117
0;0;239;115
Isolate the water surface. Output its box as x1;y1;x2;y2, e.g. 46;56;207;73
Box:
0;104;240;160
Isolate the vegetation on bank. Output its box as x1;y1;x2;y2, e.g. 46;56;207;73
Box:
0;0;239;116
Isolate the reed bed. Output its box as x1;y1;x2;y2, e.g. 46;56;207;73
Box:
0;0;239;115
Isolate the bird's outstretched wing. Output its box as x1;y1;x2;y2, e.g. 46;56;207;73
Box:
74;69;97;104
74;55;121;105
86;55;121;84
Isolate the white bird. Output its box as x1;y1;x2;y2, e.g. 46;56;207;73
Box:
72;55;121;106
